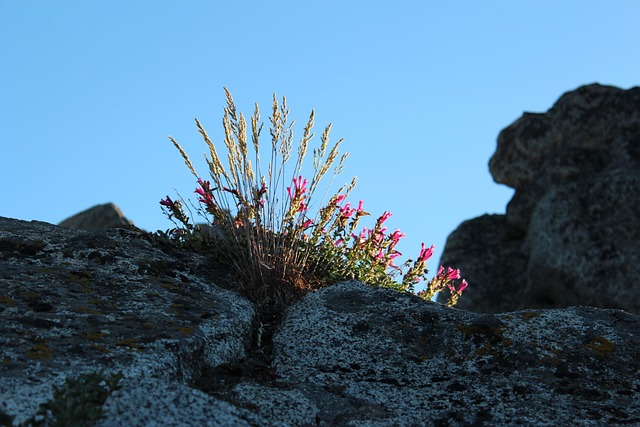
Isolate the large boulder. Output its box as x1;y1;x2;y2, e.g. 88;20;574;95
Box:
2;216;639;425
439;84;640;314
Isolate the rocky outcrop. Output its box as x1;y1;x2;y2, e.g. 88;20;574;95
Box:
58;203;138;231
0;216;260;425
2;216;639;426
439;84;640;314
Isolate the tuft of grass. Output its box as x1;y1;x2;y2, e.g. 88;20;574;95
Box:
160;89;467;311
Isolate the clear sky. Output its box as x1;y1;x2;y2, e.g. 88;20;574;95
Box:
1;1;639;286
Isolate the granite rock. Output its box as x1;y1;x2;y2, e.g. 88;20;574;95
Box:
439;84;640;314
58;203;138;231
2;216;639;426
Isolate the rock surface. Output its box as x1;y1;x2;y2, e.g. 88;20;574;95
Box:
58;203;138;231
439;83;640;314
2;216;640;426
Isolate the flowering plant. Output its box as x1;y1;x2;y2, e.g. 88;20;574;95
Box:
161;89;466;308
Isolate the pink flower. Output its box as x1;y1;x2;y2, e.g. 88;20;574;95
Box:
447;267;461;281
196;178;212;193
447;279;469;294
388;251;402;268
333;194;346;205
287;175;308;199
458;280;468;292
258;182;268;195
195;179;214;206
437;266;460;281
302;219;314;228
359;229;367;240
375;249;385;260
357;200;365;213
390;230;406;243
377;211;392;226
418;244;434;263
335;238;344;246
256;182;268;206
160;196;174;208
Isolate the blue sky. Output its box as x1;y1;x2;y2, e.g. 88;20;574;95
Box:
1;1;638;284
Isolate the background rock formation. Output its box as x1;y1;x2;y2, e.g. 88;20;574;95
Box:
439;84;640;314
2;216;640;425
58;203;138;231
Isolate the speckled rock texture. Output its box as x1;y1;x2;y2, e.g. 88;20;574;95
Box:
439;84;640;314
266;281;640;426
2;216;639;426
0;216;262;426
58;203;138;231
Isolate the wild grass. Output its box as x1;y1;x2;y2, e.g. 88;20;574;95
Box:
161;89;467;310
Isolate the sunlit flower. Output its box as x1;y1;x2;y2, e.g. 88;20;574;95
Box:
390;230;406;243
378;211;392;226
418;244;434;263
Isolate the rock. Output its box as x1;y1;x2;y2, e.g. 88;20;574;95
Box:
0;216;259;426
439;83;640;313
436;214;529;313
267;281;640;426
58;203;138;231
2;216;639;425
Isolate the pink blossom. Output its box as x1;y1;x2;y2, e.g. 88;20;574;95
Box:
256;182;268;206
287;175;308;199
258;182;268;195
375;249;385;260
195;179;214;206
459;280;468;292
302;219;314;228
333;194;346;205
222;186;240;198
390;230;406;243
357;200;365;213
447;279;468;294
437;266;461;281
447;267;461;281
388;251;402;268
335;238;344;246
339;203;356;219
418;244;434;263
377;211;392;226
374;227;387;243
160;196;174;208
197;178;213;193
